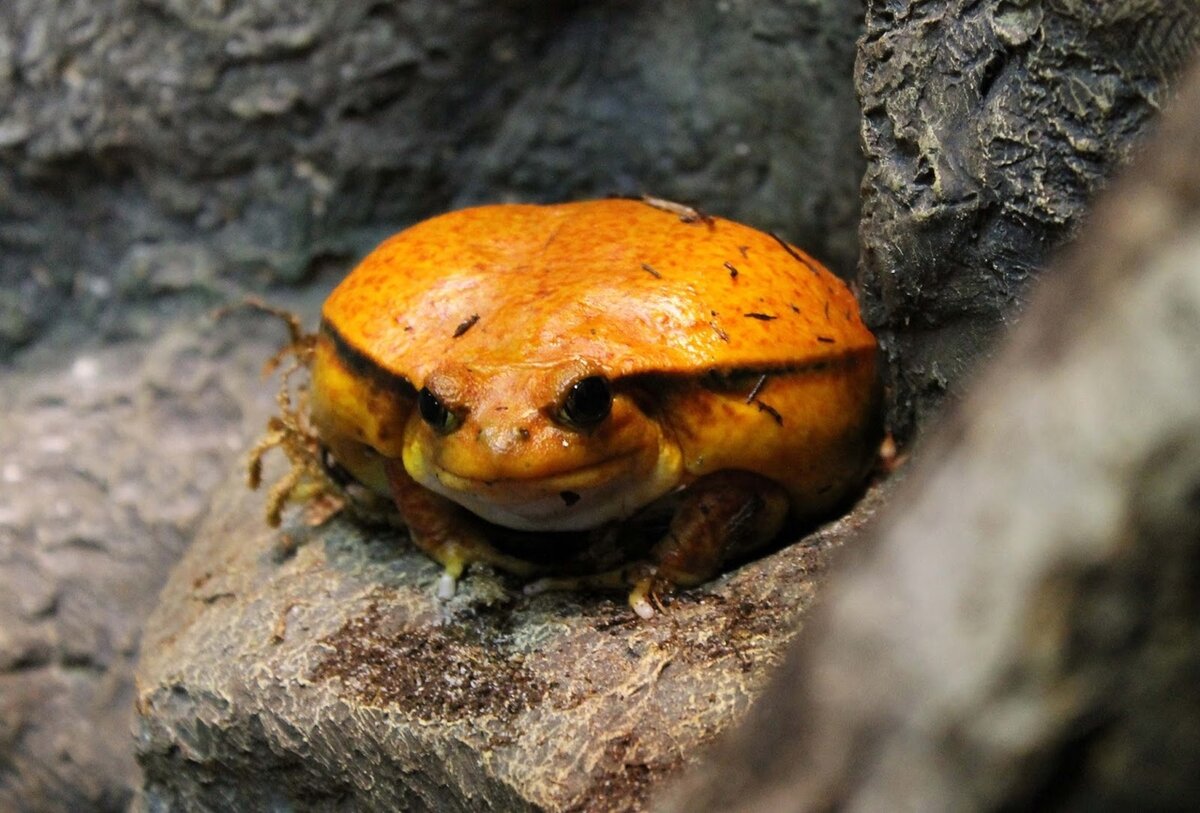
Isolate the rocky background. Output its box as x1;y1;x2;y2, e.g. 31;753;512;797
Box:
858;0;1200;438
2;0;1199;810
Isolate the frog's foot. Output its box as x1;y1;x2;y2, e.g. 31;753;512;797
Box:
425;537;541;600
385;461;539;600
528;471;790;618
523;564;663;619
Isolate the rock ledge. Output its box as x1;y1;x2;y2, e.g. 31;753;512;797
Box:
134;468;883;811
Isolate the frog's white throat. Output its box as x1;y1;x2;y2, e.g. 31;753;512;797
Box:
404;446;684;532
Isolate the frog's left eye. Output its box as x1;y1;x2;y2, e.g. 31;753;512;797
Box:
558;375;613;429
418;387;461;434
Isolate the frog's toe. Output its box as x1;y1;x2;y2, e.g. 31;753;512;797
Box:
436;571;458;600
524;563;668;619
522;571;622;595
628;585;657;619
627;574;667;619
522;576;567;596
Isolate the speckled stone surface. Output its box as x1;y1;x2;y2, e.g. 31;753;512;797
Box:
0;302;315;812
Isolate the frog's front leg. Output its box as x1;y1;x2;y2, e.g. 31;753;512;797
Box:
530;471;790;618
384;461;539;599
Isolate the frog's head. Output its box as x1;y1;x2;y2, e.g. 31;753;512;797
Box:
310;334;683;531
403;359;684;530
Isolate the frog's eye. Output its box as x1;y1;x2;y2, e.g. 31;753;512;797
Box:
559;375;612;429
417;387;461;434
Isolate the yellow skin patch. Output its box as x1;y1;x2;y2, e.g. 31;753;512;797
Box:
253;199;882;617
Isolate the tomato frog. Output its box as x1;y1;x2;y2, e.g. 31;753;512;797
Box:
249;198;881;618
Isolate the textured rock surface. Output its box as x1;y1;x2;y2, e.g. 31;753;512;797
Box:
0;0;865;356
661;56;1200;812
0;295;322;811
134;471;884;811
857;0;1200;438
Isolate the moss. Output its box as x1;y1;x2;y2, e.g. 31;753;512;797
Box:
312;604;547;723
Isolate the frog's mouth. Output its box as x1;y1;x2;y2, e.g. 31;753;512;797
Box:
402;446;684;532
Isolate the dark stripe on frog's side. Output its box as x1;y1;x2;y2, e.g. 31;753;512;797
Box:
691;348;874;393
320;319;417;399
620;347;878;424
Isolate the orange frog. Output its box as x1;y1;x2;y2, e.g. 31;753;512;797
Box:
253;198;881;617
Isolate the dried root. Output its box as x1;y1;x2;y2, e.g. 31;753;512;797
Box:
242;302;399;529
243;308;339;527
640;195;714;226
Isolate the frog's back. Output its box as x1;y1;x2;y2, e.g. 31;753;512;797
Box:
321;199;875;383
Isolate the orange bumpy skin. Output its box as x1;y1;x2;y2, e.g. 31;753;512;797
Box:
258;198;882;616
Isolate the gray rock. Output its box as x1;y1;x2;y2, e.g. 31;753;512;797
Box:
0;0;864;356
133;468;885;811
661;55;1200;812
857;0;1200;439
0;297;320;812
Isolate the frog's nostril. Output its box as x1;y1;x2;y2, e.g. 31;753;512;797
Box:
478;425;531;455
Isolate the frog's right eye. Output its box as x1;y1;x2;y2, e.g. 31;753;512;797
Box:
417;387;461;434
